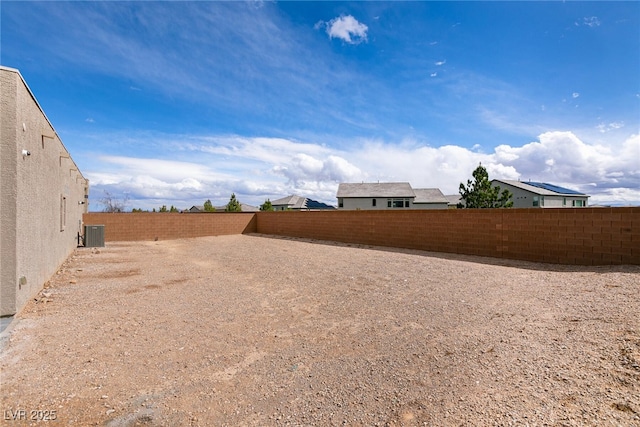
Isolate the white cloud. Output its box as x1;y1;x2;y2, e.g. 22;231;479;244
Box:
86;132;640;210
435;60;446;66
572;92;580;98
273;153;364;186
494;132;640;200
583;16;601;27
597;121;624;133
324;15;368;44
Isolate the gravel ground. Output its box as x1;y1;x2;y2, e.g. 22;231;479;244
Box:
1;234;639;426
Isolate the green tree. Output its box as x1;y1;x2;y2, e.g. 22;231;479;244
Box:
459;164;513;208
159;205;168;212
203;199;215;212
260;199;274;211
169;205;179;213
225;193;242;212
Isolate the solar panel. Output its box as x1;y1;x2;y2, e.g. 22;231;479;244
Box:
527;182;583;195
305;199;335;209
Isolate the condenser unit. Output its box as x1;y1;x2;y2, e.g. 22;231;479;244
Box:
84;225;105;247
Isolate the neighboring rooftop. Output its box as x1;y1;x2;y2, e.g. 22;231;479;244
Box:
272;195;335;210
337;182;415;198
272;195;307;209
444;194;462;206
213;203;260;212
413;188;449;204
494;180;588;197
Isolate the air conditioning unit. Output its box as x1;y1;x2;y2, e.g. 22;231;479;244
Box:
84;225;105;247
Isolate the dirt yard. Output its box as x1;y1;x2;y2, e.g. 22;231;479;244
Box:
1;234;639;426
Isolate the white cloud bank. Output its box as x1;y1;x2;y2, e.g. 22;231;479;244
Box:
319;15;368;44
85;131;640;210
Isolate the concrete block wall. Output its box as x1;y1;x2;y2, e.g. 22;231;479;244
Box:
255;208;640;265
500;208;639;265
83;208;640;266
83;212;257;242
255;210;503;257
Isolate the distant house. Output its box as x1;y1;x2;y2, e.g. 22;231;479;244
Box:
187;205;205;212
492;180;589;208
336;182;448;210
412;188;451;209
444;194;462;209
214;203;259;212
271;195;335;211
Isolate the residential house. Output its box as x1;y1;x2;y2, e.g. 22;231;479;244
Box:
188;203;259;212
492;180;589;208
213;203;260;212
336;182;448;210
444;194;462;209
271;195;335;211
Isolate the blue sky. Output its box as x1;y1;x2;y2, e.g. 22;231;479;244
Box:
2;1;639;210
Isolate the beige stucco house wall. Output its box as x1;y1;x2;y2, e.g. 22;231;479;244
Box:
1;66;88;317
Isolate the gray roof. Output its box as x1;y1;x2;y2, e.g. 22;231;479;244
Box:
337;182;415;198
272;195;306;209
413;188;448;204
213;203;260;212
444;195;462;205
271;195;335;210
493;180;588;197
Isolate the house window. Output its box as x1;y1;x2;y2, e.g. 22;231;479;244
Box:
541;196;545;207
572;200;583;207
372;198;376;207
338;198;343;208
563;197;566;206
388;198;409;208
533;196;539;207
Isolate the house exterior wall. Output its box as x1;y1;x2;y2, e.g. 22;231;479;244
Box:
340;197;447;210
495;182;588;208
0;67;88;316
340;197;400;210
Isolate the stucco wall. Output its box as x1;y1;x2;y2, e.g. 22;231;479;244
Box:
340;197;447;210
1;69;19;316
1;67;88;316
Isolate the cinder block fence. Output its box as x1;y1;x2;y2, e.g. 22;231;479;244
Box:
84;208;640;266
82;212;257;242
